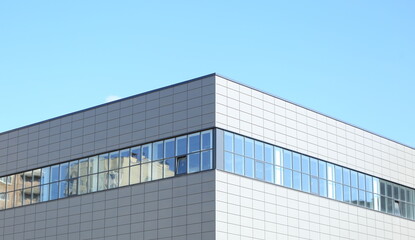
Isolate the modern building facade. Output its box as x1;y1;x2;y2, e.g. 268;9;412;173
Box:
0;73;414;240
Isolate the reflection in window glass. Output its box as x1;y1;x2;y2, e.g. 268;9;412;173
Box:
351;188;358;205
343;169;350;186
283;150;292;169
373;194;380;211
79;159;88;176
327;163;334;181
89;156;98;174
344;186;351;203
264;144;273;164
51;165;59;182
318;161;326;179
393;185;399;199
14;190;22;207
234;135;244;155
301;156;309;174
164;139;175;158
293;171;301;190
33;170;41;187
234;155;244;175
109;151;119;170
176;136;187;156
98;172;108;191
254;141;264;161
23;189;31;205
98;154;109;172
15;173;24;190
335;183;343;201
319;179;327;197
188;153;200;173
265;163;274;183
119;168;129;187
366;192;373;209
358;173;366;190
224;152;234;173
255;161;264;180
387;198;393;214
69;161;79;179
108;170;118;189
245;138;254;158
201;150;212;171
153;141;164;160
6;192;15;209
88;174;97;193
130;165;140;185
188;133;200;153
274;147;282;166
335;166;342;183
141;163;151;182
119;149;130;168
131;147;141;165
366;176;373;192
358;190;365;206
24;171;32;188
283;169;292;188
59;181;68;198
224;132;233;152
41;167;50;185
40;184;49;202
141;144;152;162
152;160;164;180
310;158;318;177
68;179;77;196
275;166;282;185
176;157;187;175
292;153;301;172
327;181;335;199
386;183;392;197
164;158;175;178
60;163;69;181
350;171;358;188
78;176;88;194
302;174;310;193
245;158;254;178
201;130;212;150
311;177;318;195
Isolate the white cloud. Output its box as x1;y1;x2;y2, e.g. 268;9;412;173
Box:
105;95;121;103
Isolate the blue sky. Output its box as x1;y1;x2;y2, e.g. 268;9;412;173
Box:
1;1;414;148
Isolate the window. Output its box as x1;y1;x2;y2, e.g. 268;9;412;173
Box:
176;156;187;175
188;133;200;153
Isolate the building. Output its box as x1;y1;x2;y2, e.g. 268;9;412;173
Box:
0;73;414;240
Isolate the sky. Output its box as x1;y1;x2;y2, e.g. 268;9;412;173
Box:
0;1;414;148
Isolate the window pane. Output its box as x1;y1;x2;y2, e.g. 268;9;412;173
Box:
59;181;68;198
224;132;233;152
88;174;97;193
5;192;14;209
380;196;386;212
98;172;108;191
245;158;254;178
335;166;342;183
366;176;373;192
0;194;4;210
98;154;109;172
23;171;32;189
164;158;175;178
14;190;22;207
335;183;343;201
201;150;212;171
318;161;326;179
224;152;234;173
109;151;119;170
386;183;393;197
68;179;77;196
283;169;292;188
350;170;358;188
6;176;15;192
188;133;200;153
50;182;59;200
393;184;399;199
275;166;282;185
319;179;327;197
293;171;301;190
302;174;310;193
373;178;380;195
358;173;366;190
283;150;292;169
119;149;130;168
152;160;164;180
254;141;264;161
153;141;164;160
79;158;88;176
310;158;318;177
176;136;187;156
292;153;301;172
60;163;69;180
141;163;151;182
387;198;393;214
141;144;152;162
234;135;244;155
108;169;119;189
245;138;254;158
327;181;335;199
301;156;309;174
264;144;273;164
51;165;59;182
176;156;187;175
23;188;31;205
41;167;50;185
164;139;175;158
69;160;79;179
201;130;212;150
380;180;386;196
344;186;351;203
373;194;380;211
188;153;200;173
265;163;274;183
40;184;49;202
131;146;141;165
311;177;319;195
400;187;406;202
15;173;24;190
255;161;264;180
89;156;98;174
130;165;141;185
234;155;244;175
327;163;334;181
343;168;350;186
351;188;358;205
366;192;373;209
78;176;88;195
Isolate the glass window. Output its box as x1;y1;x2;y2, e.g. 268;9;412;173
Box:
15;173;24;190
152;160;164;180
78;176;88;195
255;161;264;180
318;161;326;179
327;163;334;181
224;152;234;173
59;163;69;180
350;170;358;188
245;138;254;158
380;196;386;212
283;150;292;169
141;163;151;182
188;153;200;173
98;172;108;191
245;158;254;178
274;147;282;166
254;141;264;161
164;158;175;178
351;188;358;205
69;160;79;179
89;156;98;174
130;165;140;185
141;144;152;162
234;135;244;155
293;171;301;190
327;181;335;199
153;141;164;160
335;183;343;201
292;153;301;172
33;187;41;204
393;184;399;199
14;190;22;207
33;171;42;187
24;171;32;189
131;146;141;165
302;174;310;193
386;182;393;198
310;158;318;177
393;200;400;215
311;177;319;195
335;166;342;183
88;174;97;193
176;156;187;175
40;184;49;202
344;186;351;203
164;139;175;158
119;149;130;168
6;192;15;209
283;169;292;188
201;150;213;171
51;165;59;182
366;176;373;192
275;166;282;185
358;173;366;190
176;136;187;156
79;158;88;176
23;188;31;205
264;144;273;164
188;133;200;153
41;167;50;185
108;169;119;189
265;163;274;183
400;187;406;202
234;155;244;175
68;179;77;196
343;168;350;186
201;130;212;150
373;194;380;211
387;198;393;214
319;179;327;197
109;151;119;170
380;180;386;195
98;154;109;172
224;132;233;152
301;156;309;174
59;181;68;198
366;192;373;209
